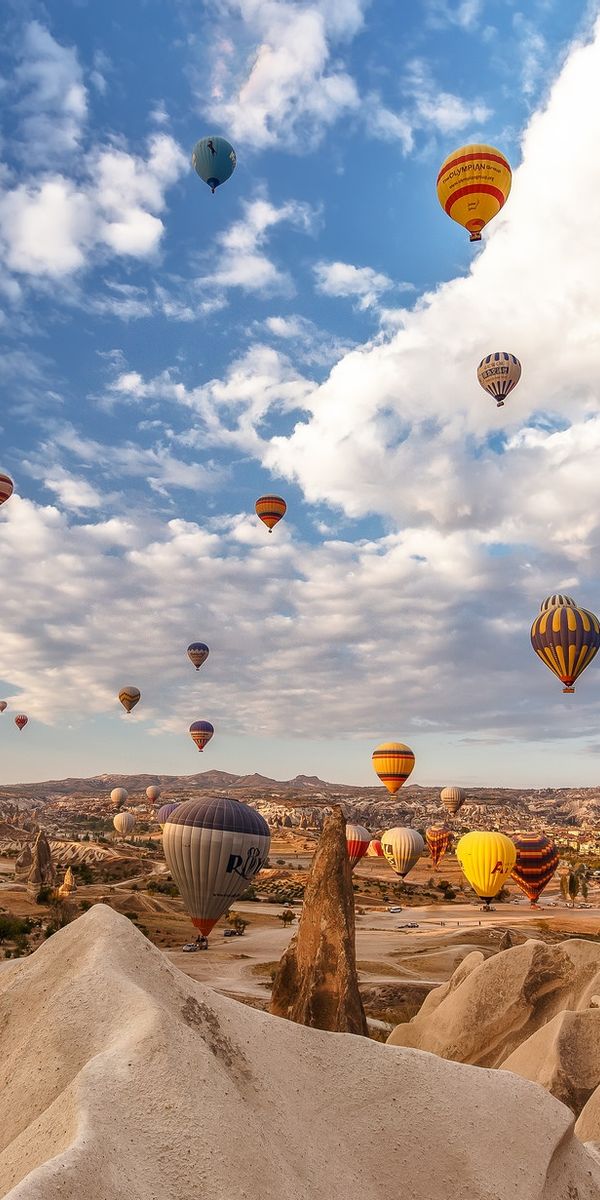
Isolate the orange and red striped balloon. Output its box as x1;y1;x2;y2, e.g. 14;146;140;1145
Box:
426;826;452;869
255;495;286;532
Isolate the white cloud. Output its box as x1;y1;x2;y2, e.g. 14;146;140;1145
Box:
202;1;491;152
14;22;87;161
426;0;484;31
404;59;491;133
0;134;187;278
313;260;395;310
197;194;317;295
205;0;363;148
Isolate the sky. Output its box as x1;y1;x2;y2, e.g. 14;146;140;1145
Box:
1;0;600;787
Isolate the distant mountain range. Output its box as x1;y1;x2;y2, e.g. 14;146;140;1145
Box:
0;769;382;800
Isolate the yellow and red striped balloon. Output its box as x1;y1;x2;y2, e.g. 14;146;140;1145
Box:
530;603;600;693
372;742;415;795
366;838;384;857
255;494;286;532
510;833;558;906
426;826;452;869
437;144;511;242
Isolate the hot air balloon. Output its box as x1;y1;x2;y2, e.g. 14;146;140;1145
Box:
426;826;452;869
530;603;600;693
510;833;559;907
191;136;236;193
477;353;521;408
440;786;465;817
372;743;415;795
345;823;371;870
366;838;384;857
0;474;14;506
540;594;576;611
255;495;287;533
158;802;179;829
189;720;214;752
113;811;135;837
110;787;128;808
381;827;424;878
187;642;209;671
0;702;7;713
146;785;161;803
119;686;140;714
437;143;511;242
14;714;28;732
455;831;516;906
162;796;270;935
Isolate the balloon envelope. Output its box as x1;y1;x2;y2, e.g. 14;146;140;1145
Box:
366;838;384;857
189;720;214;752
511;833;559;904
0;474;14;505
158;802;179;829
540;594;576;612
531;603;600;692
113;811;135;837
440;786;465;817
110;787;128;808
426;826;452;868
437;143;511;241
0;702;7;713
187;642;209;670
14;714;27;732
477;353;521;407
146;785;161;803
456;831;516;901
381;827;424;878
162;796;270;934
372;743;415;795
255;495;286;532
119;686;140;714
191;136;236;192
345;823;371;870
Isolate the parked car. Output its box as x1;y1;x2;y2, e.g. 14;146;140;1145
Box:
223;928;244;937
182;943;200;952
388;906;403;913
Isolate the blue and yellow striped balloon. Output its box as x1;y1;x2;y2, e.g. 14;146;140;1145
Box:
531;603;600;693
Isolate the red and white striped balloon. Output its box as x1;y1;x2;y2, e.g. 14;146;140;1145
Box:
345;823;371;870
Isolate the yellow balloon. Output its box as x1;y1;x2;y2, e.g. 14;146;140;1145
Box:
437;144;511;242
455;831;516;901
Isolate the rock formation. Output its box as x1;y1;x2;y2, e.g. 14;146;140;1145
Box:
270;806;368;1035
0;904;598;1200
387;938;600;1068
501;1009;600;1117
56;867;76;898
26;831;56;896
14;843;32;879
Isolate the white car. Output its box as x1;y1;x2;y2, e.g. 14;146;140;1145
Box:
388;906;403;913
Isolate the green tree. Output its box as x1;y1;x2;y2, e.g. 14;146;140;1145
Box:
560;865;589;907
277;909;295;926
228;914;249;935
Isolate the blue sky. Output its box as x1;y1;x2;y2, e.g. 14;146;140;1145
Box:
1;0;600;787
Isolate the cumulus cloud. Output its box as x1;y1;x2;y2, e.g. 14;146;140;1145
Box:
14;22;88;162
313;261;395;310
202;0;490;152
196;194;317;295
0;133;187;278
